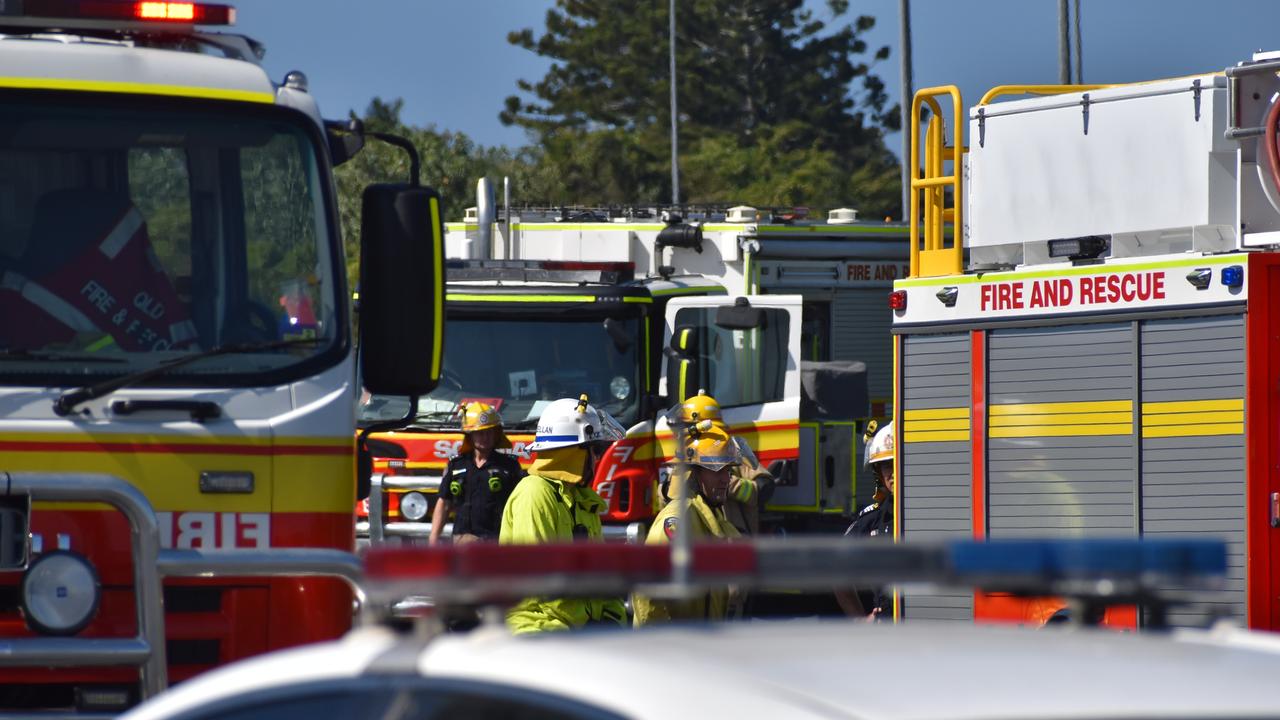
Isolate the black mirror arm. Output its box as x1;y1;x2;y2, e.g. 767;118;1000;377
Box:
367;131;421;187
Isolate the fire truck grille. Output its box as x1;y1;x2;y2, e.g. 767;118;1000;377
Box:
164;586;223;613
167;638;221;666
0;683;139;711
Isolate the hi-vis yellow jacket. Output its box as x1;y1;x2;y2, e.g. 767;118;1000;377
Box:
633;494;741;626
499;456;627;634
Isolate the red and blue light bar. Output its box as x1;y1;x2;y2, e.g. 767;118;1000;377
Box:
362;537;1227;608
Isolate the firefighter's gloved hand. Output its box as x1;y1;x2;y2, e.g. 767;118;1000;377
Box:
730;476;756;504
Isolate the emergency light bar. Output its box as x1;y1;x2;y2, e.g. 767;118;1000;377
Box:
446;259;636;285
362;537;1226;609
2;0;234;28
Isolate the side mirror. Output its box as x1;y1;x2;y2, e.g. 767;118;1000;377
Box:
715;297;766;330
665;355;700;404
603;317;634;353
358;184;445;396
324;118;365;167
668;325;699;355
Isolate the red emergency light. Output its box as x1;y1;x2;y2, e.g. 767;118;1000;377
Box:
889;290;908;310
19;0;235;25
539;261;635;274
365;542;755;583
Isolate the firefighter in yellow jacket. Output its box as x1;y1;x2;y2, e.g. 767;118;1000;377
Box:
662;391;774;535
634;424;742;626
499;394;628;634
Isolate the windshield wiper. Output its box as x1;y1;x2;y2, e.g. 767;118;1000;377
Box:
52;338;324;417
407;409;460;430
0;348;128;364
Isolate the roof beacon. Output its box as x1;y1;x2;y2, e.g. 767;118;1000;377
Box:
11;0;235;27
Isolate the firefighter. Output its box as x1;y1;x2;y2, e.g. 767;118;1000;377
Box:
428;402;524;546
499;394;628;634
633;424;743;626
663;390;774;535
835;420;895;620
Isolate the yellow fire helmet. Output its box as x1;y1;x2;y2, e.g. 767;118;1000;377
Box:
678;389;722;426
458;402;512;453
682;423;740;472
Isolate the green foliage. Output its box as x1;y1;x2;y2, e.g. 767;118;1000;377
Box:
499;0;902;215
334;100;558;288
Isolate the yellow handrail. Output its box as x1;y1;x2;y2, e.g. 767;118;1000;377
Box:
908;86;964;279
978;84;1114;106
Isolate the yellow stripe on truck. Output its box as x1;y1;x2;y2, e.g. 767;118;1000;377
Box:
3;432;352;513
903;407;970;443
989;400;1133;438
0;77;275;103
1141;398;1243;438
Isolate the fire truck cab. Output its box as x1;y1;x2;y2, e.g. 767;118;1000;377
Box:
893;52;1280;630
361;189;907;540
0;1;443;712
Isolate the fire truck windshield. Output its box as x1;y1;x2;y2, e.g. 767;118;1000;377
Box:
361;313;644;430
0;92;343;385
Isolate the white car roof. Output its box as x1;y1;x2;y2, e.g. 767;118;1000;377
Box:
126;619;1280;720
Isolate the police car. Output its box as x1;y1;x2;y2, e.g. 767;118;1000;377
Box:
122;539;1280;720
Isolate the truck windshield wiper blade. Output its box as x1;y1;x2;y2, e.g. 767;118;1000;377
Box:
407;409;459;429
0;349;128;364
52;338;324;417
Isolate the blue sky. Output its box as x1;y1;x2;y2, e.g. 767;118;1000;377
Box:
234;0;1280;161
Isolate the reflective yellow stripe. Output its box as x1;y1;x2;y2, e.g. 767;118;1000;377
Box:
989;400;1133;438
1144;423;1243;438
904;407;968;420
1142;398;1244;414
623;297;653;303
993;423;1132;438
906;418;969;431
650;287;726;297
446;294;597;303
990;400;1131;416
679;328;691;350
1143;410;1241;426
903;429;970;442
429;196;444;381
903;406;970;443
678;359;689;402
85;335;116;352
990;411;1132;427
1140;398;1243;438
0;77;274;104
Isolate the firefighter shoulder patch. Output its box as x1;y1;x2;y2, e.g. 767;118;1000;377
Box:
663;516;678;539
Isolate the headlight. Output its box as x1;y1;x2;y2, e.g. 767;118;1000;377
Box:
610;376;631;401
21;551;100;636
400;491;429;521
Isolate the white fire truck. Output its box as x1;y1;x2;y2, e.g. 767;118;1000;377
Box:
359;187;909;539
892;52;1280;630
0;1;443;713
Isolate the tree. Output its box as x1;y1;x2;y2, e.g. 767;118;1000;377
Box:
333;99;559;287
501;0;901;216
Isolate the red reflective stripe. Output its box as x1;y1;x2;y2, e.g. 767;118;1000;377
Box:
0;440;351;456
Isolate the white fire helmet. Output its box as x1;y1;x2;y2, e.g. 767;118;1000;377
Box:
527;394;626;452
864;420;895;468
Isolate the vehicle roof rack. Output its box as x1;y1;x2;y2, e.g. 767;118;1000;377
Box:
446;259;635;285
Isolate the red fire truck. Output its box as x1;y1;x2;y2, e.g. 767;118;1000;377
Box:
893;51;1280;630
0;1;443;712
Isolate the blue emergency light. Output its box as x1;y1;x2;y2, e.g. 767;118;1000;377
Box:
1221;265;1244;288
947;538;1226;583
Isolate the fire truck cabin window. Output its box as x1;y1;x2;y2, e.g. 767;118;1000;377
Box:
0;94;339;381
